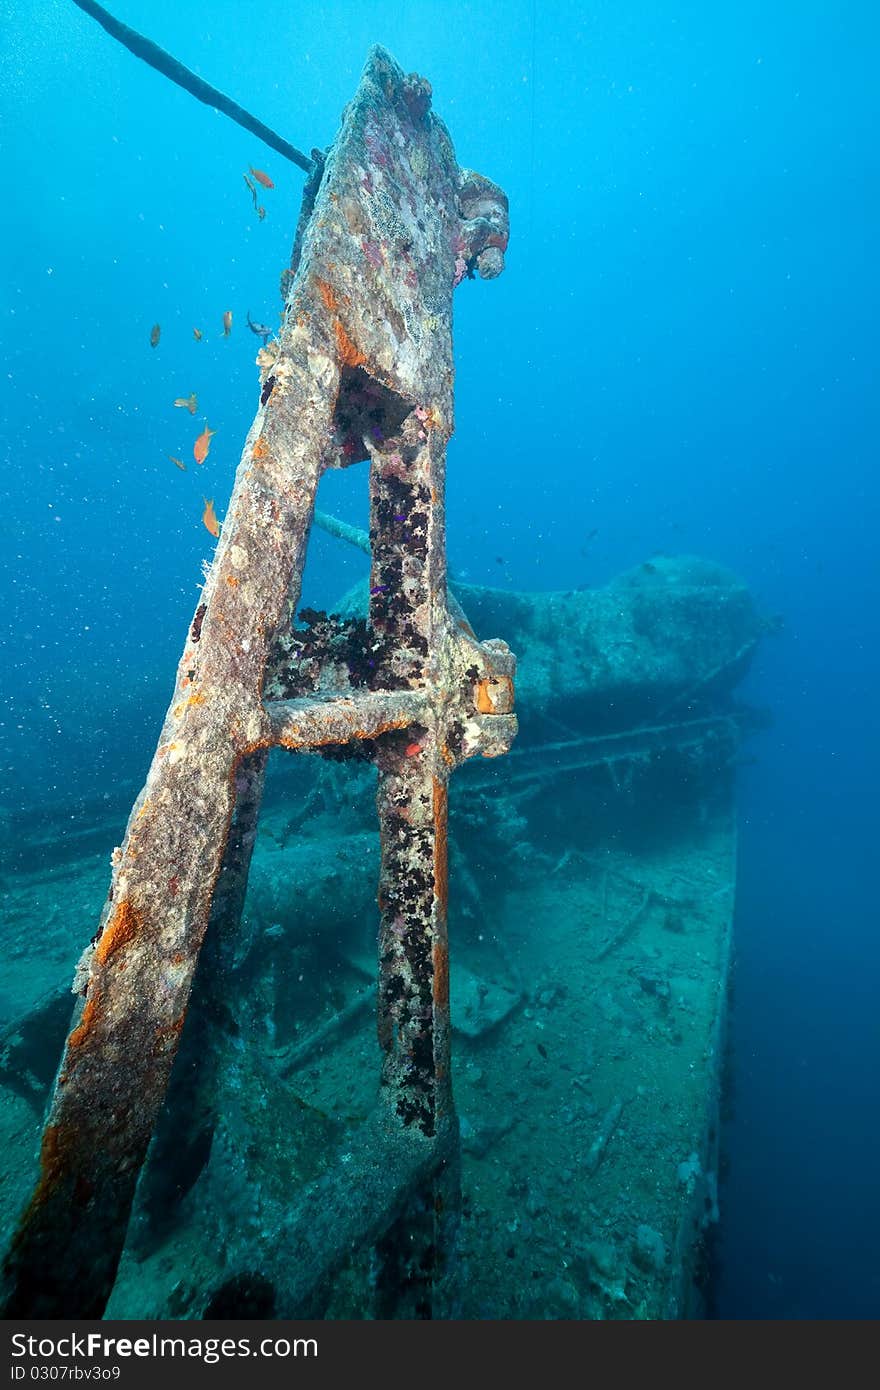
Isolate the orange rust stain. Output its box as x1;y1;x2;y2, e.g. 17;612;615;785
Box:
432;938;450;1010
475;675;516;715
475;679;496;714
67;994;99;1050
317;277;338;313
24;1122;79;1214
226;575;239;588
94;899;140;966
39;1125;67;1180
439;743;455;769
432;776;449;917
333;316;367;368
252;435;268;460
316;276;367;367
186;691;206;708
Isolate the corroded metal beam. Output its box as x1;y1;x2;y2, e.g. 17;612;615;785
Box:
267;691;428;748
1;45;513;1318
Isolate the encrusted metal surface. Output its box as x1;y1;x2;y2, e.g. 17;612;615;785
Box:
1;45;513;1318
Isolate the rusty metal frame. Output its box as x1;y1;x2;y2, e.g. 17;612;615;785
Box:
1;46;515;1318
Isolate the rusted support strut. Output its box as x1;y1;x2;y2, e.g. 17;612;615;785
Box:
1;46;514;1318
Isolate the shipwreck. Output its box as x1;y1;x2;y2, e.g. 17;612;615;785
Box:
0;42;771;1320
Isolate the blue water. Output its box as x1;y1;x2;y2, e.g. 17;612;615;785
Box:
1;0;878;1318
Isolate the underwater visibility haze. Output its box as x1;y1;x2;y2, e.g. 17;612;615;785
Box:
0;0;878;1320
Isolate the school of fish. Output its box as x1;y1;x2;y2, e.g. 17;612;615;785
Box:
244;166;273;221
152;162;279;538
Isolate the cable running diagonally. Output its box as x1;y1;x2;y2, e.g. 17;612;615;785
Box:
71;0;315;173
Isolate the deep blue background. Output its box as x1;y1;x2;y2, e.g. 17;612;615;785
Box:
1;0;877;1317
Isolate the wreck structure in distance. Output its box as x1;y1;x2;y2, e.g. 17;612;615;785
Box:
1;46;516;1318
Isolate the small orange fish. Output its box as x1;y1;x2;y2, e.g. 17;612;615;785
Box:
150;323;161;348
405;742;422;757
168;455;186;471
193;328;203;341
222;310;233;337
174;393;198;415
250;167;274;190
193;425;215;464
202;497;220;538
257;205;266;222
